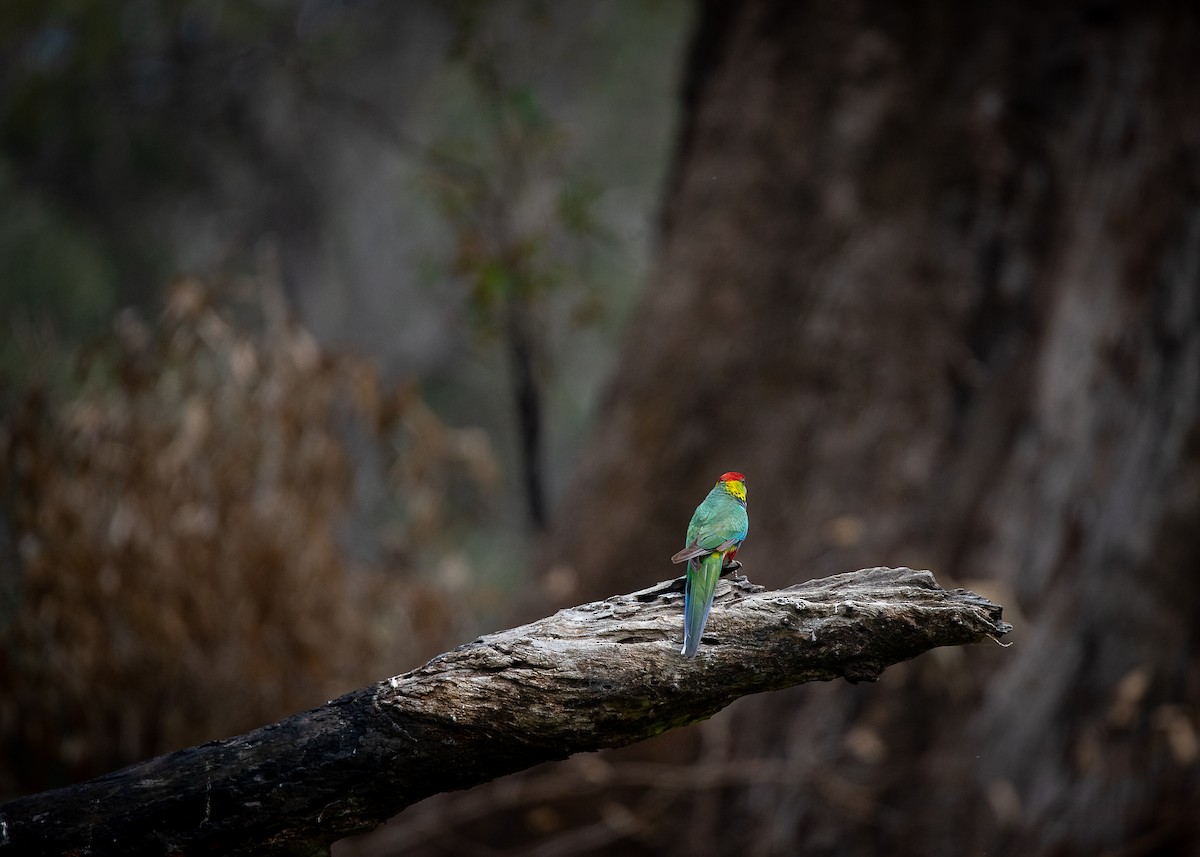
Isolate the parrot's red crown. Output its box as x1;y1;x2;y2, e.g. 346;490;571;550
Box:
719;471;745;483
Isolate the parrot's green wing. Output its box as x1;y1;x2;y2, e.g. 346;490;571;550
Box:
672;489;748;562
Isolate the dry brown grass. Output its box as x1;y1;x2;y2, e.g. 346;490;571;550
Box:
0;280;494;797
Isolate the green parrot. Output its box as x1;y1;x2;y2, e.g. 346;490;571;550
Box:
670;471;748;658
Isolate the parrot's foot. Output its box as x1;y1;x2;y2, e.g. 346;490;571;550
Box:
720;559;742;575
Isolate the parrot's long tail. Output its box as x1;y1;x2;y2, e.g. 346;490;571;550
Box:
681;552;722;658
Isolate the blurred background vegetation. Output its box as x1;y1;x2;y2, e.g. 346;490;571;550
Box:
1;0;689;796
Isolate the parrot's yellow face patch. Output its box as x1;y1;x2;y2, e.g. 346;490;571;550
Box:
722;479;747;503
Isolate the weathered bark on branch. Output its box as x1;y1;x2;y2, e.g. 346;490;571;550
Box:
0;567;1009;856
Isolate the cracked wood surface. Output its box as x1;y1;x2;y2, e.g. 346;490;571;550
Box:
0;566;1010;856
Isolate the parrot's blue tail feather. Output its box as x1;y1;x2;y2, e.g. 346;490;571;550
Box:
681;553;722;658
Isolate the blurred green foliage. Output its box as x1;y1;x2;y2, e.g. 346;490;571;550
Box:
419;2;617;528
0;167;117;397
0;0;342;336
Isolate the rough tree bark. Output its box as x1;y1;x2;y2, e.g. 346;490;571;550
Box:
0;568;1006;856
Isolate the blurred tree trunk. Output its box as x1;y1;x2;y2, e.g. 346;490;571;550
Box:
543;1;1200;855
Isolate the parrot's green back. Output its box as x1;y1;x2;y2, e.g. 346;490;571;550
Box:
675;474;748;658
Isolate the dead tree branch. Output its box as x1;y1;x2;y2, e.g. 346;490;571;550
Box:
0;567;1010;856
